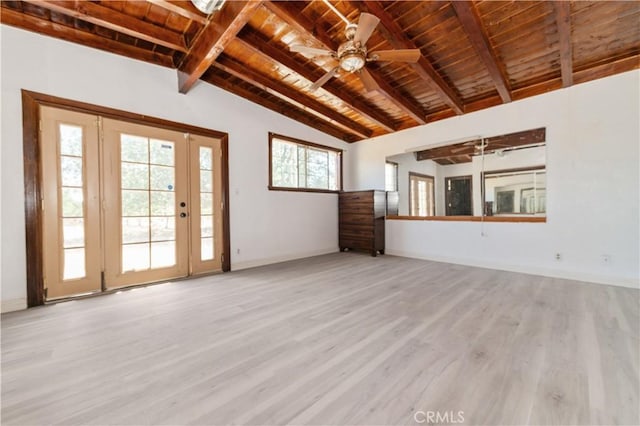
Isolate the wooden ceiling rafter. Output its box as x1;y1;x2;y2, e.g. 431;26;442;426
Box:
0;6;175;67
573;52;640;85
177;0;262;94
237;29;396;133
202;70;357;142
415;127;546;163
213;55;372;140
358;68;427;125
553;1;574;87
148;0;208;25
2;0;638;143
451;1;512;103
361;0;465;115
27;0;188;52
263;1;333;52
265;1;426;126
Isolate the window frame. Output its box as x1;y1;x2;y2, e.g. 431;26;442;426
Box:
268;132;343;193
408;172;435;216
385;161;399;192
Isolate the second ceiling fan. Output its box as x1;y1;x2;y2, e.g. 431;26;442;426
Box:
289;7;422;92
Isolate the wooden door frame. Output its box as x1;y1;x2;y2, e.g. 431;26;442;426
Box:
22;89;231;307
444;175;473;216
408;172;435;216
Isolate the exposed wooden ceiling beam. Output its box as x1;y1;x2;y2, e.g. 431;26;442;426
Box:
360;69;426;125
213;55;373;140
573;52;639;85
177;1;262;94
553;1;574;88
30;0;187;52
416;144;476;161
361;1;465;115
266;1;426;126
415;128;546;161
451;1;511;103
202;70;358;142
237;30;396;133
263;1;334;50
0;6;175;67
147;0;208;25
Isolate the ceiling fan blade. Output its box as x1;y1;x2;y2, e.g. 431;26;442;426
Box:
450;140;484;153
368;49;421;63
358;68;380;92
450;145;473;154
290;45;334;57
310;66;339;91
353;13;380;45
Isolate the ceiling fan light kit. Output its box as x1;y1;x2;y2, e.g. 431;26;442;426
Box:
338;41;366;72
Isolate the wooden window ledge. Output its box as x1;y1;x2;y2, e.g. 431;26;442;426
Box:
386;215;546;223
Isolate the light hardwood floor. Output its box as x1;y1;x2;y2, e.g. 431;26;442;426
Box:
2;253;639;425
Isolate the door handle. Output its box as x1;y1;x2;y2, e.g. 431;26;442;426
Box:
180;212;188;218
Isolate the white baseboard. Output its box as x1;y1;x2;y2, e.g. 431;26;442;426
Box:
1;298;27;313
231;247;339;271
385;249;640;289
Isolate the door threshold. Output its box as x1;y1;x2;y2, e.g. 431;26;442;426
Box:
44;270;223;306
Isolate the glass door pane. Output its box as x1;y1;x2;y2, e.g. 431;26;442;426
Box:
59;128;87;280
199;146;214;261
119;135;177;272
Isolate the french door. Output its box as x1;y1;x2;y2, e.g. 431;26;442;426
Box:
40;106;224;300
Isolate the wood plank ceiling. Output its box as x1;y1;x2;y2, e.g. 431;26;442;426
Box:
2;1;639;142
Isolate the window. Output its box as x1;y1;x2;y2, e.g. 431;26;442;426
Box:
409;172;435;216
385;161;398;192
269;133;342;192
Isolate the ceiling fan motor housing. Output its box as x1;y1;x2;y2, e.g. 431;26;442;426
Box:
344;23;358;40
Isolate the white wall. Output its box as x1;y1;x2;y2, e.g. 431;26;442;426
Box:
348;69;640;288
0;25;349;311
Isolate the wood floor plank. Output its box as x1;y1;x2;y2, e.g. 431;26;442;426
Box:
1;253;638;425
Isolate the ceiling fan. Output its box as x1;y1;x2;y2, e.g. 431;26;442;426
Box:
289;10;422;92
451;139;490;155
450;138;526;156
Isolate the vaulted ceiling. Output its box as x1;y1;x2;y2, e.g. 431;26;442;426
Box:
2;1;639;142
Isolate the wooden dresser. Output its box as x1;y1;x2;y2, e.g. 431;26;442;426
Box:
339;190;386;257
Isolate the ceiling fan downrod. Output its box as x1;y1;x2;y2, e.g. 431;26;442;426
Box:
322;0;351;26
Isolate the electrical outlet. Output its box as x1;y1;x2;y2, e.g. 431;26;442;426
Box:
555;253;562;261
236;248;240;255
601;254;610;264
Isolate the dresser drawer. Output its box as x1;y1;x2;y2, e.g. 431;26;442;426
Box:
340;226;374;239
338;204;373;215
340;212;374;225
339;191;374;203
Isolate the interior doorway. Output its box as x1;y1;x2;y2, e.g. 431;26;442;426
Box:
445;175;473;216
